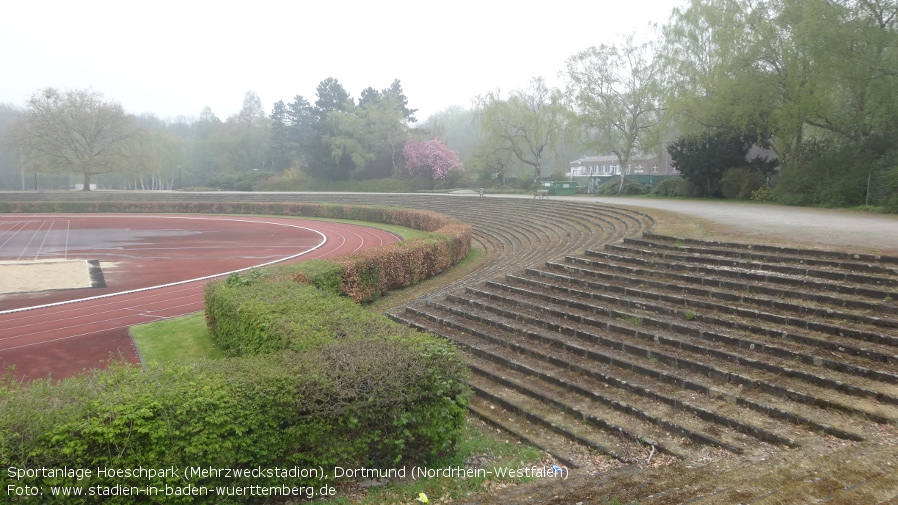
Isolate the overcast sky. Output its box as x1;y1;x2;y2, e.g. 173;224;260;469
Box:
2;0;683;122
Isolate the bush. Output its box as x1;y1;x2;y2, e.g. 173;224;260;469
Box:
773;145;865;207
1;341;469;502
205;171;274;191
203;278;471;457
596;177;650;195
651;177;690;197
751;185;774;201
770;138;898;208
720;167;767;199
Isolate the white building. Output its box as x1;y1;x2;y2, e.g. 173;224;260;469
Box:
567;154;678;178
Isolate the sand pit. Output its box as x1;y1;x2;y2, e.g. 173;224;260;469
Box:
0;259;95;294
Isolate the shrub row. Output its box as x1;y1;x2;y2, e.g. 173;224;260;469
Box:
1;334;469;503
204;277;401;355
0;201;461;233
309;223;470;302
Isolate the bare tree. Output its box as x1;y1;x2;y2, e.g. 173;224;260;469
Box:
477;77;570;184
566;35;665;192
9;88;139;190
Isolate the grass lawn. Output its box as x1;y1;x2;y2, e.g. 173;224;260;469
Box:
130;312;225;364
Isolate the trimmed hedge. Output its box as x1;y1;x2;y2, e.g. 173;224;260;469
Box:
205;278;401;355
1;338;468;503
0;201;462;233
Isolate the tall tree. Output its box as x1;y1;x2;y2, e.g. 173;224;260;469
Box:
286;95;316;168
213;91;271;173
308;78;354;179
186;107;222;185
358;86;382;107
322;91;411;179
122;125;184;190
269;100;292;171
314;78;352;121
668;131;774;196
662;0;898;165
9;88;140;190
310;79;413;180
476;77;569;184
385;78;417;123
566;36;665;192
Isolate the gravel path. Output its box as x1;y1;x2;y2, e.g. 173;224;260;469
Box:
581;196;898;255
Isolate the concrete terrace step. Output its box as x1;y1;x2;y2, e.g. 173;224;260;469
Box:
625;235;898;277
455;284;898;424
391;308;700;466
641;232;898;268
467;396;600;470
395;303;802;451
468;364;681;462
581;247;898;307
402;290;871;444
497;273;898;395
508;270;898;374
547;256;898;333
434;290;872;440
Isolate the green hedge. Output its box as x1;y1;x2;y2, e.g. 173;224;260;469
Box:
205;278;402;355
1;338;468;503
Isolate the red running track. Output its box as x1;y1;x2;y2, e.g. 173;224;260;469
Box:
0;214;400;380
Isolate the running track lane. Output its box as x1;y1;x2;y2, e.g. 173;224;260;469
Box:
0;215;400;380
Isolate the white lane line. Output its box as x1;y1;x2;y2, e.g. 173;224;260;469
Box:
0;218;328;315
33;219;56;260
0;300;205;351
0;290;205;345
16;220;46;260
65;220;71;259
0;283;202;336
0;221;25;245
0;221;28;254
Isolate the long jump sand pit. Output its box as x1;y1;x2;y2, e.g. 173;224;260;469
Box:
0;259;103;295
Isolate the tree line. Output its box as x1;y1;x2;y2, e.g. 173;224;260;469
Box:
2;0;897;209
0;78;460;191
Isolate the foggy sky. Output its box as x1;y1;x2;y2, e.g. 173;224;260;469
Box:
1;0;683;121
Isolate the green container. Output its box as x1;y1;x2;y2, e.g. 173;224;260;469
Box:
542;181;579;196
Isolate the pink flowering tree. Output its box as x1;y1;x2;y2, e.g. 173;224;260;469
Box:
403;138;462;180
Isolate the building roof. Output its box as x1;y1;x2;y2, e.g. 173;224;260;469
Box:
569;154;659;165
